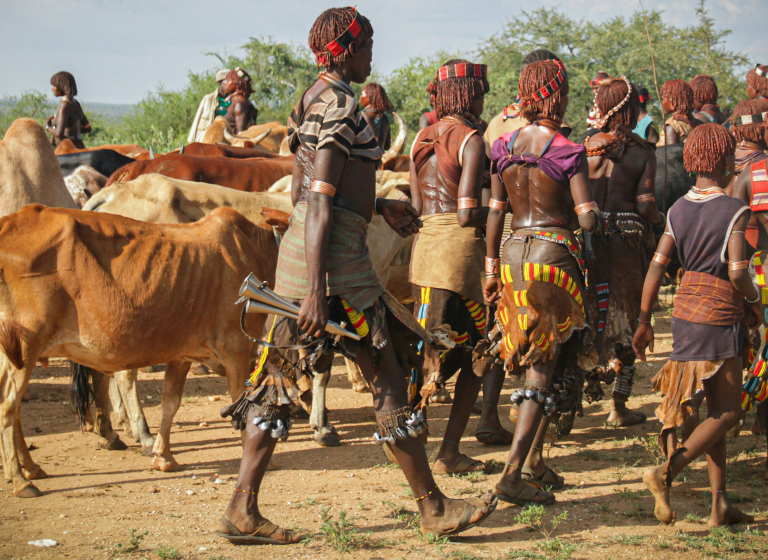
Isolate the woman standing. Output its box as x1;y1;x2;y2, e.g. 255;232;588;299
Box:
46;71;91;148
360;82;392;150
634;123;758;526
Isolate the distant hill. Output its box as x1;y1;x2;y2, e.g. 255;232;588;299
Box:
80;102;134;120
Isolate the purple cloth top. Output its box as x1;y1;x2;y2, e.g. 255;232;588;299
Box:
491;128;586;188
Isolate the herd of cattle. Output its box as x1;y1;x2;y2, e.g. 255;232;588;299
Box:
0;114;688;499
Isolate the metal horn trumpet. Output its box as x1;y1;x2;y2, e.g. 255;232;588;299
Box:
238;274;361;340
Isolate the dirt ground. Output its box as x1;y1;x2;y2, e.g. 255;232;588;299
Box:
2;311;768;560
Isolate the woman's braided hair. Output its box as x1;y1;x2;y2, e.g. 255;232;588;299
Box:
689;74;718;106
518;60;568;123
683;122;736;174
362;83;393;112
50;71;78;98
432;59;490;119
731;98;768;144
309;7;373;69
661;79;697;126
596;78;639;131
226;68;254;99
747;65;768;98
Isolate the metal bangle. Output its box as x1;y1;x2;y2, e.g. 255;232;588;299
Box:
373;197;381;215
636;193;655;203
574;201;598;216
652;252;671;266
457;197;478;210
485;257;501;277
747;290;761;304
310;180;336;197
728;260;749;271
489;198;508;211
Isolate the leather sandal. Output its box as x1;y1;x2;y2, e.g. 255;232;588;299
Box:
215;517;301;545
475;424;513;446
420;493;498;537
521;466;565;490
495;481;555;505
432;454;485;474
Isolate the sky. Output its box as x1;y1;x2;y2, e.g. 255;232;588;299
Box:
0;0;765;105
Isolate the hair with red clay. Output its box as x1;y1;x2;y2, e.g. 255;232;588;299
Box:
683;122;736;174
309;7;374;69
433;59;490;119
689;74;718;106
518;60;568;123
596;78;640;131
731;98;768;144
226;69;254;99
362;83;392;112
747;65;768;98
51;71;78;98
661;79;696;125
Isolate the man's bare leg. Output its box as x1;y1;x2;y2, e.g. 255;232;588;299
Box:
496;360;556;502
434;361;484;472
354;324;494;532
644;357;754;525
476;363;513;445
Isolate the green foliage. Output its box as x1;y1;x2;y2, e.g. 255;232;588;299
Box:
476;1;748;139
113;528;148;554
319;507;367;553
154;545;179;559
0;90;55;136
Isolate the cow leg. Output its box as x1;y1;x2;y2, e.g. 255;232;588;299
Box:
109;377;134;439
90;370;127;450
151;360;191;472
310;371;340;447
345;358;370;393
114;369;154;455
0;356;40;497
14;414;46;480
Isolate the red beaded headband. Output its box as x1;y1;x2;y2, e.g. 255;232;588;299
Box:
314;7;363;67
436;62;488;82
527;60;567;102
589;73;610;88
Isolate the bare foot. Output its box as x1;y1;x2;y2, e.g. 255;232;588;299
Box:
643;466;675;525
709;495;755;526
419;491;495;536
607;403;646;427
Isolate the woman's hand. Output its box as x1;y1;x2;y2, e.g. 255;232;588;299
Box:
484;276;503;305
297;291;329;339
378;199;422;237
632;322;655;361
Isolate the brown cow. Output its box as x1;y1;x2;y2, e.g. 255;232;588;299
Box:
181;142;282;159
104;153;294;192
54;139;149;159
0;205;277;497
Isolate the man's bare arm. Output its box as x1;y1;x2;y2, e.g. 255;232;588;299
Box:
569;157;599;232
457;135;488;228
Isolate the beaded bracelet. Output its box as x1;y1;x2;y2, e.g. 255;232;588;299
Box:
637;318;652;325
414;485;438;501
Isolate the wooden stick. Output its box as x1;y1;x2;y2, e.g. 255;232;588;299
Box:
639;0;667;212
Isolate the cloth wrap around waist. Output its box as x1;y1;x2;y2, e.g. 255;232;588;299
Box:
673;270;744;326
274;200;383;312
409;213;485;304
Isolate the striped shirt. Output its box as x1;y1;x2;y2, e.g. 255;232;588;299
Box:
288;84;382;162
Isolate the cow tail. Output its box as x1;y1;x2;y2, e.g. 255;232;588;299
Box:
70;361;94;426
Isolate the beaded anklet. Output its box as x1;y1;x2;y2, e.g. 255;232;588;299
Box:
531;446;543;452
415;485;438;501
444;439;459;445
712;490;725;494
235;487;258;495
506;463;522;470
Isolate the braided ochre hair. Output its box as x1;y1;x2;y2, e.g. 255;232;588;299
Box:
433;59;490;119
732;98;768;144
683;122;736;174
518;60;568;123
309;7;374;69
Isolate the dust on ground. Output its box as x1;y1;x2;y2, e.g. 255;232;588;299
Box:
2;312;767;560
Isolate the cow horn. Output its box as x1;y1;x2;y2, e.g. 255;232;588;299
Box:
249;128;272;147
222;126;238;145
380;112;408;168
149;146;155;159
179;145;185;154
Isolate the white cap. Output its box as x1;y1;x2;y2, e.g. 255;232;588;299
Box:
216;69;230;82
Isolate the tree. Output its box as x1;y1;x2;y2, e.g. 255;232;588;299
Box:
0;91;54;137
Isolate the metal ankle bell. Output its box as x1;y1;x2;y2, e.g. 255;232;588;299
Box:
257;420;271;432
373;431;395;445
